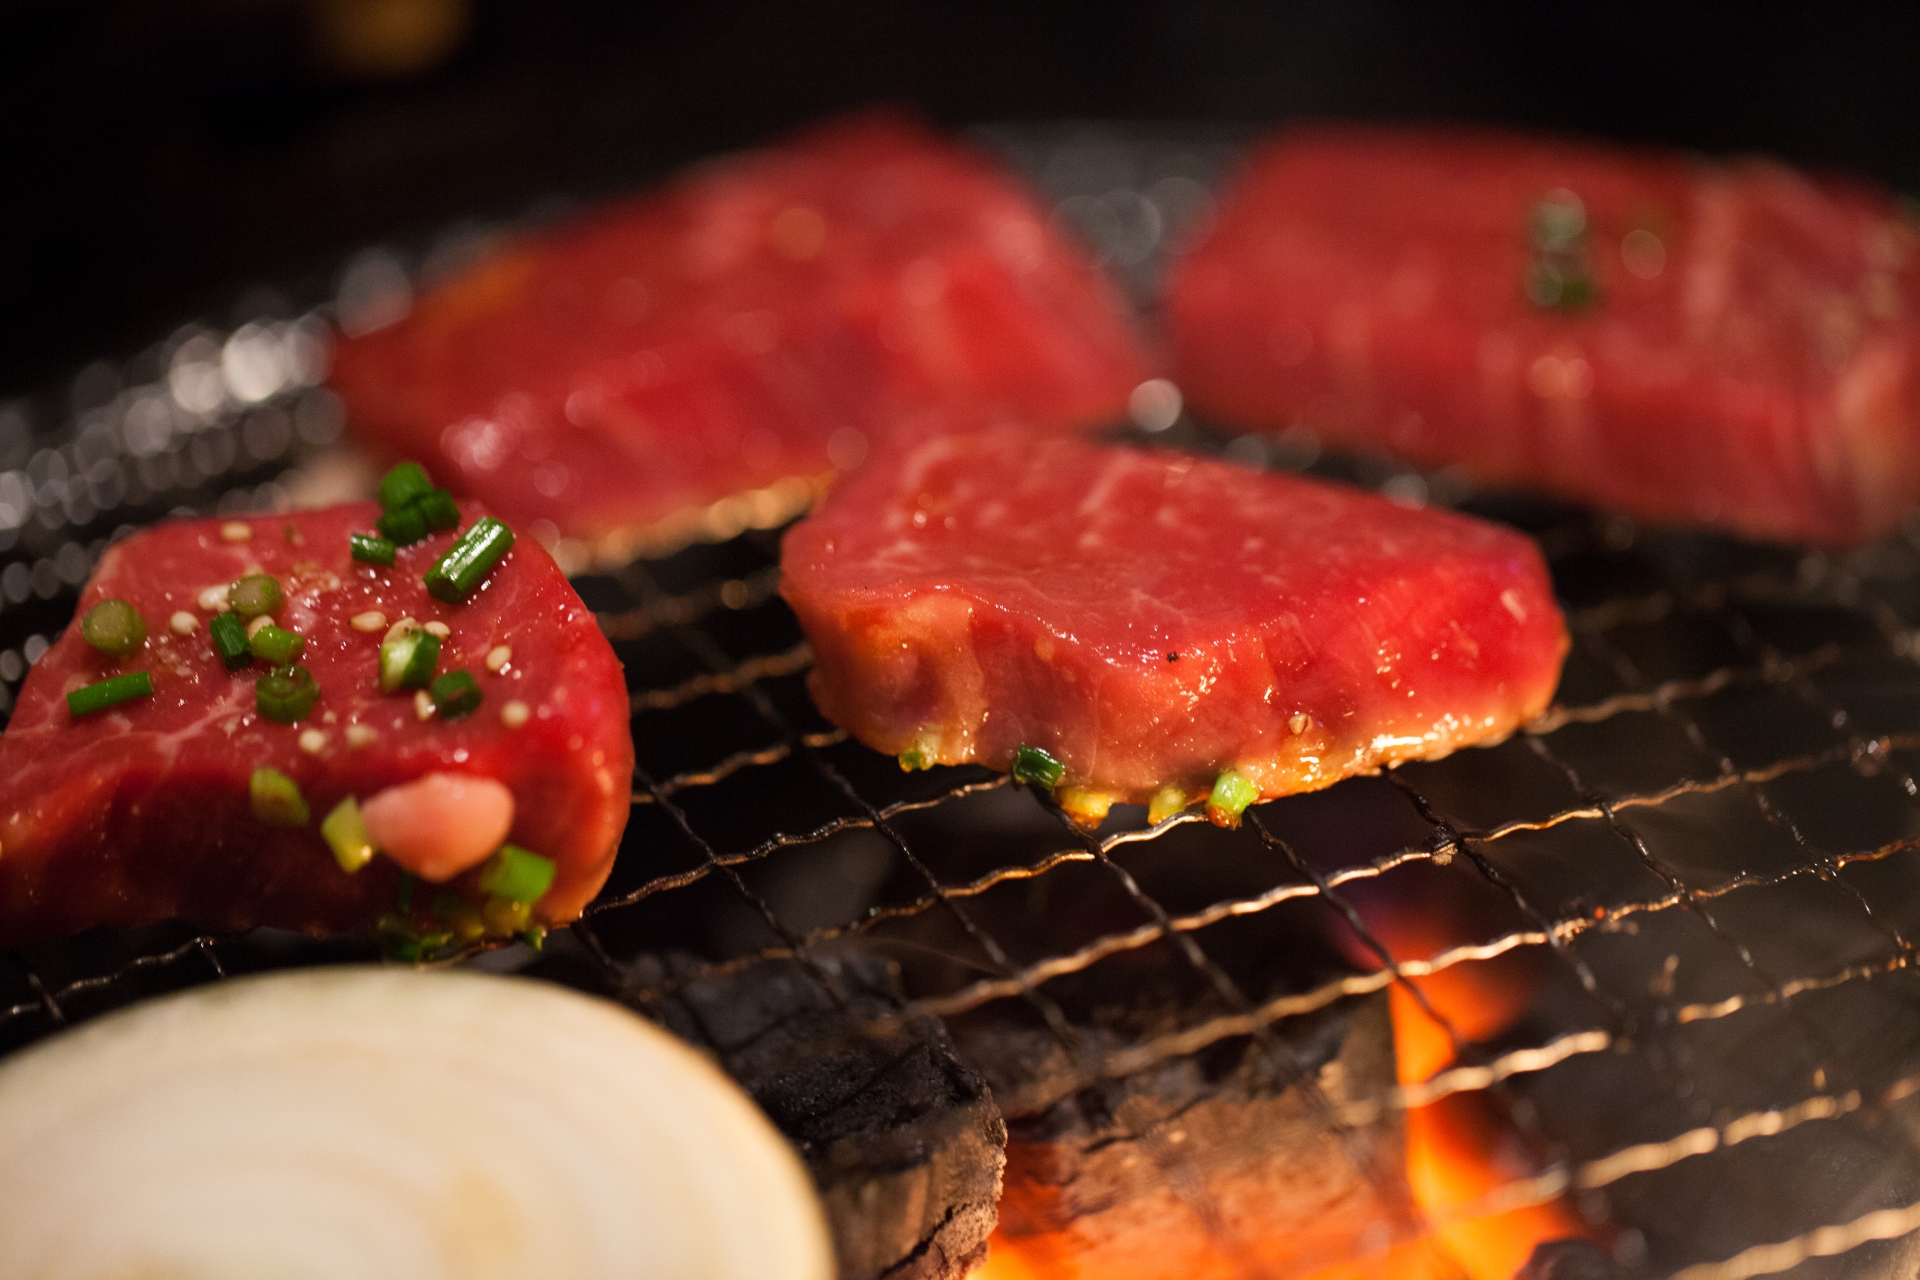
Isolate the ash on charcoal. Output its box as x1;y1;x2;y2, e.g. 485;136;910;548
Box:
628;950;1005;1280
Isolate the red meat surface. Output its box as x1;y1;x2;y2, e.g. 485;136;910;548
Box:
781;432;1567;825
331;114;1150;565
1167;125;1920;546
0;503;632;946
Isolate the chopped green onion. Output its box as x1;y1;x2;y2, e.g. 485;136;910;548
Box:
255;664;320;724
378;628;440;693
378;461;434;512
898;728;939;772
483;896;534;938
248;624;305;666
80;599;146;657
1147;786;1190;826
396;870;416;914
1206;771;1260;825
1532;194;1587;250
375;913;450;964
397;932;452;963
350;532;396;566
424;517;514;603
1527;263;1595;310
320;796;375;872
209;611;252;670
389;933;452;963
432;892;486;944
66;671;153;718
376;503;429;547
1011;744;1065;790
1526;191;1598;311
249;766;309;826
477;844;556;904
428;669;482;719
415;488;460;532
521;925;547;950
228;573;283;619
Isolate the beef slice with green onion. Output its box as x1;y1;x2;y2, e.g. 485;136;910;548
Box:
781;431;1567;827
1167;124;1920;547
0;502;631;946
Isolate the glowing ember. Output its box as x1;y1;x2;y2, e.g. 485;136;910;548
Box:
1394;983;1588;1280
968;880;1598;1280
1366;883;1594;1280
969;1245;1043;1280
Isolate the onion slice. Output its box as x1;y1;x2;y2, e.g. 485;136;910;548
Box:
0;967;833;1280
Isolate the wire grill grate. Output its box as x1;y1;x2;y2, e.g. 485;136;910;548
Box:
7;129;1920;1279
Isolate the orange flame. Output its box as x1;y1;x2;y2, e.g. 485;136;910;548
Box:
970;1245;1043;1280
1390;987;1587;1280
1360;889;1592;1280
972;887;1594;1280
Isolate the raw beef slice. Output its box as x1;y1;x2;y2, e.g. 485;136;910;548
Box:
1167;124;1920;546
781;432;1566;827
331;114;1150;566
0;503;631;947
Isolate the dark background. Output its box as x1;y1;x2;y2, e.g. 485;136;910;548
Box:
5;1;1920;394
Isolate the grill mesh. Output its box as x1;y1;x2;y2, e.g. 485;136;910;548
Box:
6;129;1920;1280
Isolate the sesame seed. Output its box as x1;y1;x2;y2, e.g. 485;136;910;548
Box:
501;700;530;728
170;611;199;635
423;621;451;639
1288;713;1309;735
221;522;252;543
298;729;327;754
384;617;421;644
414;690;435;721
351;611;387;633
198;585;231;612
246;614;274;639
485;645;512;673
345;724;378;748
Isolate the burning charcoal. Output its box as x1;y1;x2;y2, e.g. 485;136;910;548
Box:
953;990;1411;1279
1515;1239;1629;1280
629;950;1005;1280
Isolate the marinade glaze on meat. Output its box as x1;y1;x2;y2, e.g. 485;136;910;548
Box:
0;505;631;946
331;115;1150;564
782;433;1567;826
1168;125;1920;546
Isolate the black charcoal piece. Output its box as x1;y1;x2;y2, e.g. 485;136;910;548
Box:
631;951;1005;1280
